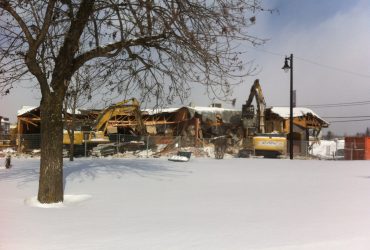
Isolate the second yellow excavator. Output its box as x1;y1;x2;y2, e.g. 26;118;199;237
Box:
241;79;286;158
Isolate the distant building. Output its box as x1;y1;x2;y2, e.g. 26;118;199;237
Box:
0;116;10;135
0;116;11;150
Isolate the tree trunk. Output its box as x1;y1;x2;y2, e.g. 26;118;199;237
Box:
37;93;64;203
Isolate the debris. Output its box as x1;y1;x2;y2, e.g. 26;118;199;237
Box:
168;155;190;162
91;143;122;157
168;151;192;162
238;148;253;158
211;136;227;159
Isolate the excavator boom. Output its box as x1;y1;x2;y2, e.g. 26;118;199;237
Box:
243;79;266;133
94;98;146;135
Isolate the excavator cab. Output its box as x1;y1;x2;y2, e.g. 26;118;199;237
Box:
242;104;256;136
242;104;255;119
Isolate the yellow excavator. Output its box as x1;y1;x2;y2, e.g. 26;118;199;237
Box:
241;79;286;158
94;98;146;136
63;98;146;146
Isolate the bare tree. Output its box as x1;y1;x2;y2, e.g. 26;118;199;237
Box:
0;0;267;203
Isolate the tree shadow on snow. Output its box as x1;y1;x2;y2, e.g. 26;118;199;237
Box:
63;158;192;191
0;158;191;190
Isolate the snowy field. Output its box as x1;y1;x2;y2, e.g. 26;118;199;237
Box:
1;157;370;250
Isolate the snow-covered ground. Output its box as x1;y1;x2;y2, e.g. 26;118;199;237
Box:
1;157;370;250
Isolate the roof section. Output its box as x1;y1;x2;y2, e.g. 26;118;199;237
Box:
144;106;241;123
17;106;83;116
188;107;240;123
270;107;329;125
17;106;38;116
143;107;181;115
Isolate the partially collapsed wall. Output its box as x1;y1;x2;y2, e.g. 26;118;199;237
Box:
142;107;242;147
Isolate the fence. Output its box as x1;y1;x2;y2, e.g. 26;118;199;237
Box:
344;137;370;160
0;133;344;160
344;146;364;160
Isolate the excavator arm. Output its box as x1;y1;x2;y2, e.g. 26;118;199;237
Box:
243;79;266;133
94;98;146;135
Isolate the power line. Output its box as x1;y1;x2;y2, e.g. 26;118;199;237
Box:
304;100;370;108
249;46;284;57
273;101;370;108
247;46;370;78
295;56;370;78
328;118;370;123
323;115;370;119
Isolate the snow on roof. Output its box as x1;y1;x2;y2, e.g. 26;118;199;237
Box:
17;106;38;116
271;107;328;124
65;108;82;115
143;106;239;115
17;106;83;116
143;106;241;123
190;106;239;113
143;107;181;115
188;106;241;123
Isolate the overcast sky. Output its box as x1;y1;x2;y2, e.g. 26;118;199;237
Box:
1;0;369;135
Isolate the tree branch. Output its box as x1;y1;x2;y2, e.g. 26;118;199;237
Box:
51;0;96;92
34;0;57;49
0;0;34;43
72;33;167;73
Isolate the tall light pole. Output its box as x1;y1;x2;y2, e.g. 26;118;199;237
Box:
282;54;294;160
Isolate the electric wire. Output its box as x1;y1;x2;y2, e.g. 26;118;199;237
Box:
294;56;370;78
328;118;370;123
247;46;370;78
322;115;370;119
303;100;370;108
324;115;370;123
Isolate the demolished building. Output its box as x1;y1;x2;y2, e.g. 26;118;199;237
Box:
16;106;99;152
143;106;241;140
15;104;242;150
15;101;329;157
265;107;329;155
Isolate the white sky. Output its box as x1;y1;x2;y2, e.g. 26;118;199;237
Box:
1;0;369;135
